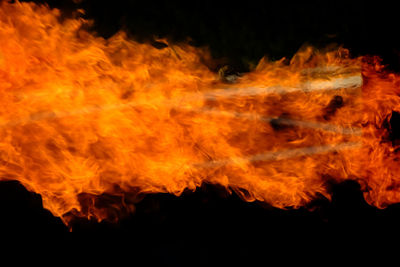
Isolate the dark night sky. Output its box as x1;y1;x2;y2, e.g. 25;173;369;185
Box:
2;0;400;264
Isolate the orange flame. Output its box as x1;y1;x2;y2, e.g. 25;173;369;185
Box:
1;1;400;225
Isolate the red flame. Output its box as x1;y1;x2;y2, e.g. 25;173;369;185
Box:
1;1;400;226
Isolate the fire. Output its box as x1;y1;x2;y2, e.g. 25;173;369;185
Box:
1;1;400;225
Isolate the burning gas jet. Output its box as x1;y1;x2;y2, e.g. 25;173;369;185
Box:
0;2;399;226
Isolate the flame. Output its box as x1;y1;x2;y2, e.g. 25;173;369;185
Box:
1;1;400;225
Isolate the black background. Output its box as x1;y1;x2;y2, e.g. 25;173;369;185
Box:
2;0;400;264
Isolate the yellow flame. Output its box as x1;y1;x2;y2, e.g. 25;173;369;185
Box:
0;2;400;226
